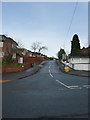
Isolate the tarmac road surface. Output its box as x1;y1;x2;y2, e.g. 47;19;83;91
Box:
2;60;89;119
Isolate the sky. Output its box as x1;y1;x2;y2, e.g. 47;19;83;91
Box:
1;1;88;57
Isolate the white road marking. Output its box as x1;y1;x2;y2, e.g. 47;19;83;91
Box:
68;85;78;87
56;80;70;89
48;64;89;90
49;69;50;73
50;73;54;78
68;86;82;89
49;65;54;78
49;65;51;73
56;80;82;89
49;66;51;69
68;85;79;89
83;85;90;89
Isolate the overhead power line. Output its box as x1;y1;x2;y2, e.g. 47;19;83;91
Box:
64;0;78;49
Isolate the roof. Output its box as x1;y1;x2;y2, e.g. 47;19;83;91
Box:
79;46;90;57
69;46;90;57
7;37;18;45
0;35;7;41
0;35;18;45
69;56;90;58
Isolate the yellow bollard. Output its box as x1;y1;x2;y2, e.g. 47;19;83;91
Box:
64;67;70;72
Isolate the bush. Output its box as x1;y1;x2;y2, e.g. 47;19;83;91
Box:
36;57;42;61
3;55;14;64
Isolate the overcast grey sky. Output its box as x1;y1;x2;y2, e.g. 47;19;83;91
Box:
1;1;88;57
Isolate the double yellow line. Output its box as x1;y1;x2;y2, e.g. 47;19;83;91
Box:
0;80;11;83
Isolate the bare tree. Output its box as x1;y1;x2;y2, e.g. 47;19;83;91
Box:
17;40;24;48
38;46;48;53
31;41;48;54
31;41;41;52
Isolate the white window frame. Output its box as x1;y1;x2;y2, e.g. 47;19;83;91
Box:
0;42;3;47
12;53;16;59
0;52;4;57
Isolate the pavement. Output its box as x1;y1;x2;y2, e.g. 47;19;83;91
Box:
56;60;90;77
1;61;47;82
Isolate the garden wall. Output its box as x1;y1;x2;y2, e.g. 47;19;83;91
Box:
1;56;45;74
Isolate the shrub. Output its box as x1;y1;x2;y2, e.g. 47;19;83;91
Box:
3;55;14;64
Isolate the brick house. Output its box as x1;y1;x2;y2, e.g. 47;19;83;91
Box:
0;35;47;65
17;48;28;56
27;50;34;57
0;35;18;61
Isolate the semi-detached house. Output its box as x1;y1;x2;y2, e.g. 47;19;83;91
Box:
0;35;18;61
0;35;47;64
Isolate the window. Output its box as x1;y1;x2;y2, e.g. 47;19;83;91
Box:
12;44;14;48
12;43;16;49
0;52;4;57
0;42;3;47
12;53;16;58
0;36;2;41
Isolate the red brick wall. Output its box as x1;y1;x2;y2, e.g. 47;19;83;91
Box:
3;41;12;56
1;56;45;74
1;66;24;74
0;47;2;51
23;56;44;65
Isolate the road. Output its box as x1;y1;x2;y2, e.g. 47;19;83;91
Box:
2;60;89;118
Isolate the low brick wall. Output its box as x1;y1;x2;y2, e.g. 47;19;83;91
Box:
1;57;45;74
1;66;24;74
23;56;44;65
1;63;33;74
